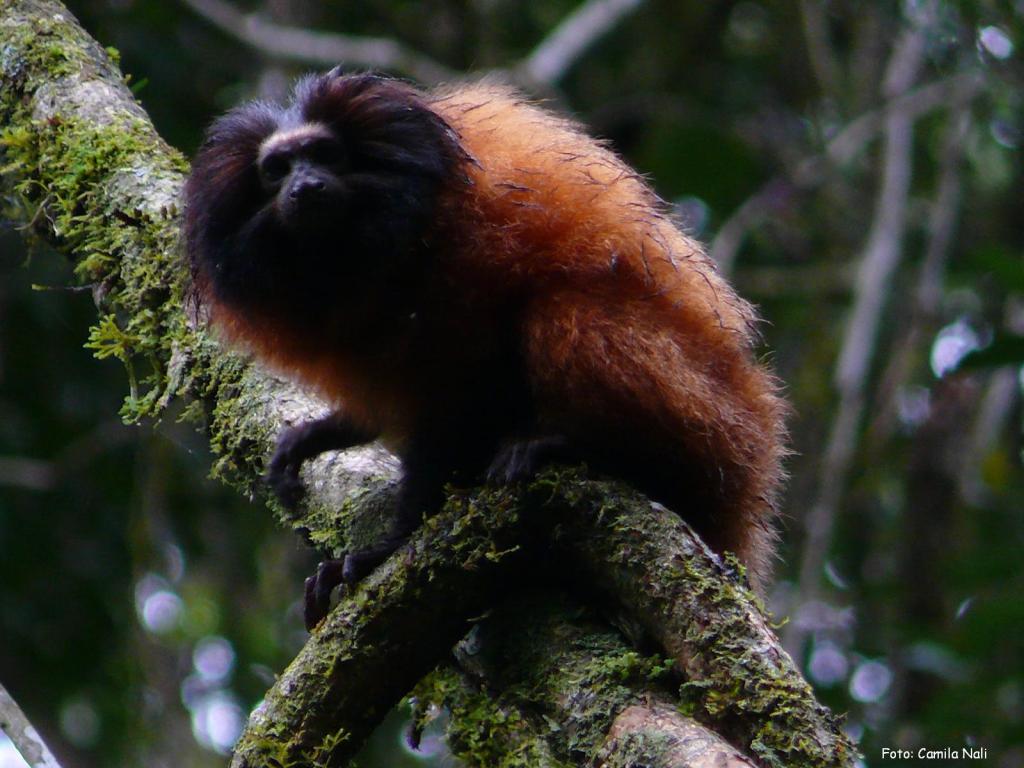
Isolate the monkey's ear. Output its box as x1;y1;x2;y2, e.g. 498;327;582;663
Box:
325;66;387;83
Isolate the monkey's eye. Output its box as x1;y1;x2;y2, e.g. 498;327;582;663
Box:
260;153;291;185
308;139;346;169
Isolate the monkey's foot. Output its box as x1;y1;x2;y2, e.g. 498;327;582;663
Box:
302;540;407;630
486;435;573;485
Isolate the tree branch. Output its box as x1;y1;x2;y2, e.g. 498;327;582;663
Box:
180;0;645;88
601;704;758;768
0;681;64;768
798;0;842;98
178;0;456;84
431;592;757;768
709;70;984;274
230;483;537;767
866;104;972;443
235;468;858;766
516;0;645;86
549;481;856;767
417;666;570;767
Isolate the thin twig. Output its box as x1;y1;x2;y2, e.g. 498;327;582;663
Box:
517;0;646;85
961;299;1024;502
799;0;842;97
0;457;57;491
0;682;64;768
961;368;1019;502
179;0;456;83
181;0;646;88
867;105;972;442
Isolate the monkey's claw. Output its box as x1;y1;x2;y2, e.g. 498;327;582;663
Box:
341;547;394;583
302;538;411;629
266;426;313;509
266;462;305;509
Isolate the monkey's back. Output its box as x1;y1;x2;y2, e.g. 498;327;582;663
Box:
430;84;755;334
430;85;788;588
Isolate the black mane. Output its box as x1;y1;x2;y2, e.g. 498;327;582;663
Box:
183;72;467;325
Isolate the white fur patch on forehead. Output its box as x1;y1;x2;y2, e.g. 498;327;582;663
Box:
259;122;332;158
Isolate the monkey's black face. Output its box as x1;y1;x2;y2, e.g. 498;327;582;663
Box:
257;123;350;229
183;72;467;326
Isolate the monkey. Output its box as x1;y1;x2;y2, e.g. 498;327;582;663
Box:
183;71;787;628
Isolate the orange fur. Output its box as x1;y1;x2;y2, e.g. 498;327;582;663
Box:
426;84;785;586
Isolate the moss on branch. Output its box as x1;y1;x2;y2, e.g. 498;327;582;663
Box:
539;472;858;767
0;0;390;529
231;485;535;768
422;592;675;767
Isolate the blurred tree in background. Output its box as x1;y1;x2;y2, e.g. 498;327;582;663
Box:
1;0;1022;765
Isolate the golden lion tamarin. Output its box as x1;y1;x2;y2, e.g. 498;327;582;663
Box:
183;71;787;626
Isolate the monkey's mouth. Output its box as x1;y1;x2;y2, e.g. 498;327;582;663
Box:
276;192;349;229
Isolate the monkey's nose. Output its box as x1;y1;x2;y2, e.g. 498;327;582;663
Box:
289;178;326;201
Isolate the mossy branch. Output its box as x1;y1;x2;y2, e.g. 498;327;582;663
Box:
230;484;537;768
0;2;856;766
425;591;757;768
543;477;857;767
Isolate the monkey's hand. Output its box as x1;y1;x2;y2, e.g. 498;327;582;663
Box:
301;456;442;629
302;543;404;631
266;413;377;509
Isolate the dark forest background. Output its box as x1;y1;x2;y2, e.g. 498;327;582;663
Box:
1;1;1022;766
